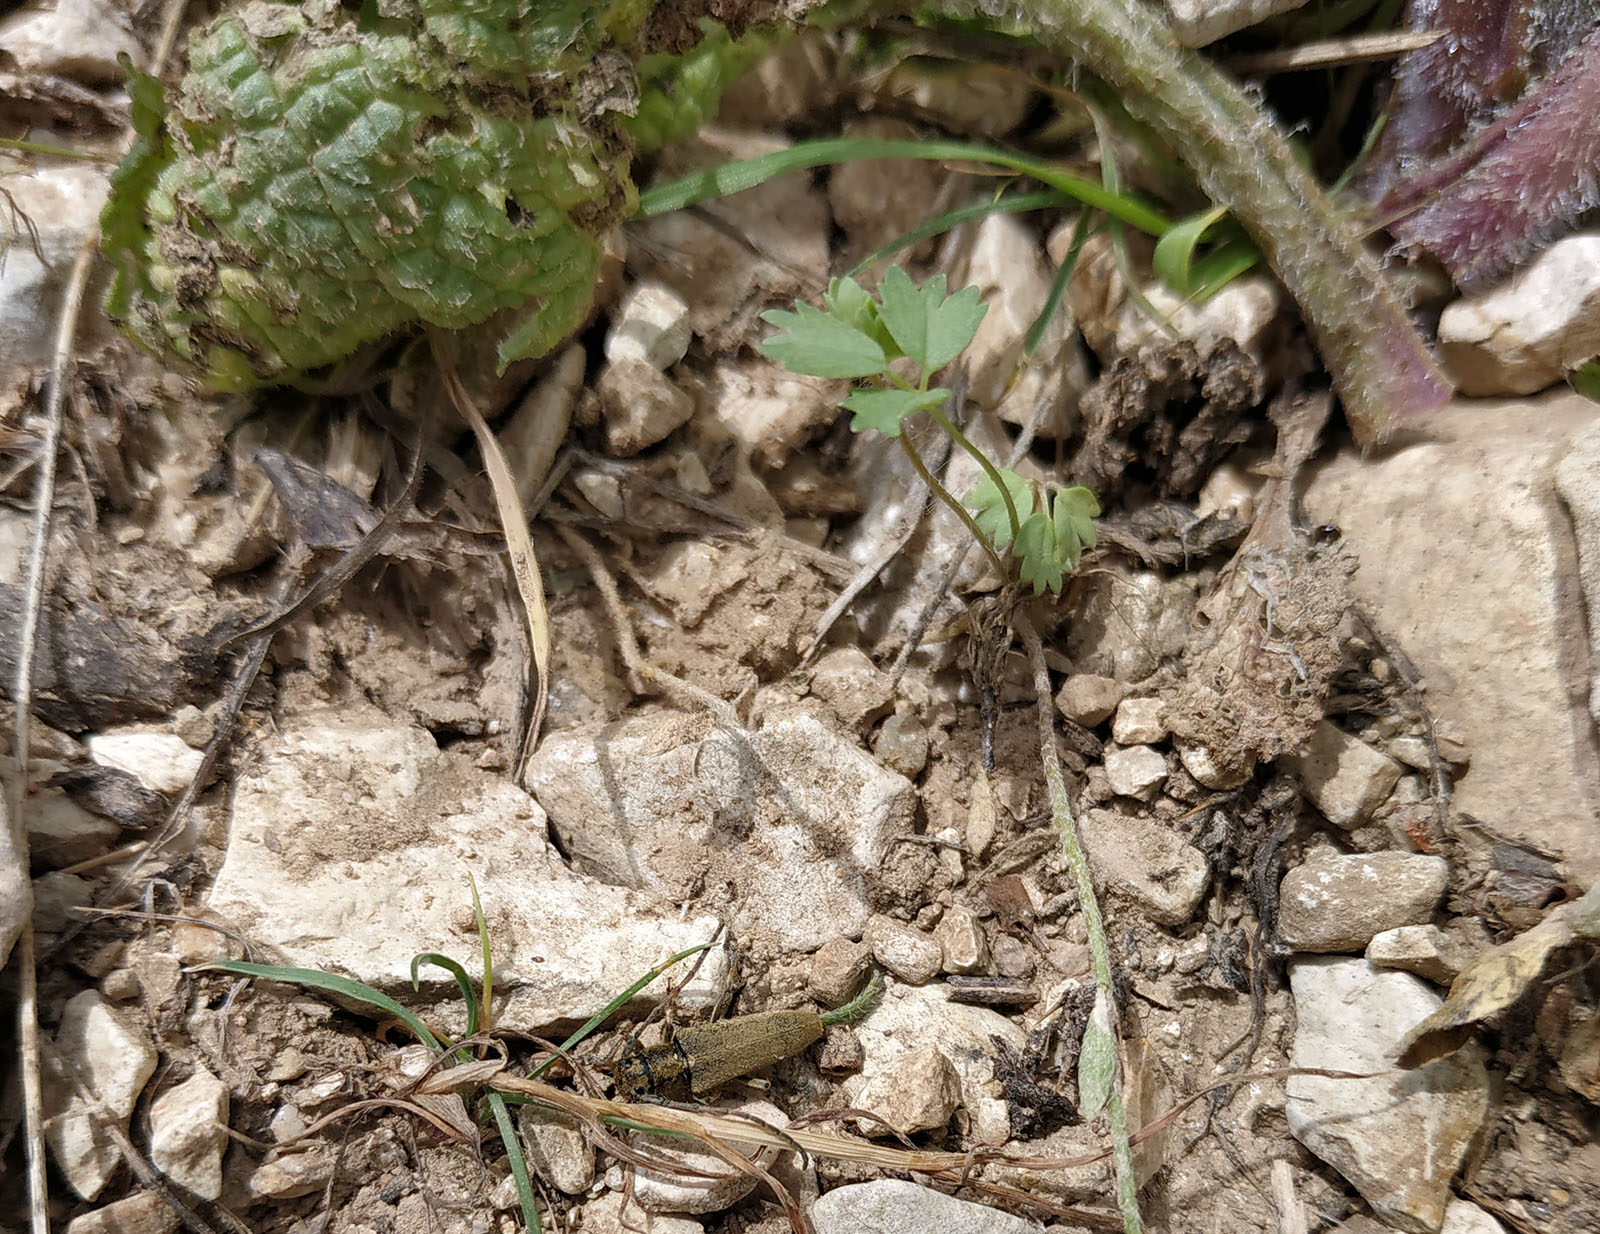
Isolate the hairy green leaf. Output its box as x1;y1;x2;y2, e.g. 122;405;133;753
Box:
840;386;950;436
965;468;1035;552
757;301;888;378
1078;990;1116;1119
875;265;988;375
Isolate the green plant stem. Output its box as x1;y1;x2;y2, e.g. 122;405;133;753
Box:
897;430;1008;580
638;136;1172;235
1015;611;1142;1234
960;0;1452;444
923;405;1022;548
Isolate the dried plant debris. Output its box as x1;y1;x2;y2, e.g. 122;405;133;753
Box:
1164;392;1351;774
1073;338;1264;502
1400;882;1600;1069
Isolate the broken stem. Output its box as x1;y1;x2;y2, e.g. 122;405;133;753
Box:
1015;610;1142;1234
958;0;1453;444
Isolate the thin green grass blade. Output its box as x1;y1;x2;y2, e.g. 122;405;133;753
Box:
1026;211;1098;356
205;961;445;1051
1089;107;1176;338
470;874;493;1033
847;188;1070;276
527;942;716;1081
490;1091;541;1234
636;137;1172;236
411;954;478;1059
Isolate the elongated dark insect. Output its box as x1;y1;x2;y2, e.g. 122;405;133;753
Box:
614;975;883;1102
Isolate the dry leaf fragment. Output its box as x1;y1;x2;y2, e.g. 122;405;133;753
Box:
1398;882;1600;1068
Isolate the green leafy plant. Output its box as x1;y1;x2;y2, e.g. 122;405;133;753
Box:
757;265;1099;595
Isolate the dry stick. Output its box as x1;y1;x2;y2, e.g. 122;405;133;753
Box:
1014;610;1142;1234
972;0;1452;445
8;234;92;1234
10;7;192;1227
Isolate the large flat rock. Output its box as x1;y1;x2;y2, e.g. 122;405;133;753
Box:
207;704;724;1034
1305;394;1600;886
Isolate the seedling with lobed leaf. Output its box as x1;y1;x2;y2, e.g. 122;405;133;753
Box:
756;265;1100;596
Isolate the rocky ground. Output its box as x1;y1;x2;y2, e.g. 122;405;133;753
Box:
3;6;1600;1234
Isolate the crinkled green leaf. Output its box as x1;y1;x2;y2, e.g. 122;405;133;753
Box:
1016;511;1066;594
100;0;755;390
840;386;949;436
757;301;889;378
875;265;988;375
964;468;1035;552
1078;990;1117;1118
1050;485;1101;573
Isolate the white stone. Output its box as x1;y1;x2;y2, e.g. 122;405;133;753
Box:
526;709;913;955
855;1047;961;1135
1054;674;1126;727
1111;697;1167;746
955;212;1088;437
206;703;725;1035
1166;0;1311;46
1066;570;1198;684
1438;231;1600;396
1366;924;1478;985
1103;745;1168;801
578;1191;703;1234
0;166;114;373
1279;852;1447;953
866;915;942;985
1285;721;1403;830
704;356;844;469
517;1106;594;1195
606;282;692;370
63;1191;179;1234
1078;808;1209;926
1305;395;1600;884
1287;958;1489;1234
597;358;695;456
1113;274;1282;365
809;646;894;730
44;991;158;1199
247;1147;334;1199
1176;740;1251;789
148;1070;229;1200
844;983;1027;1148
632;1098;788;1213
24;789;121;869
86;730;204;796
814;1179;1044;1234
934;905;990;975
1441;1199;1508;1234
0;0;141;83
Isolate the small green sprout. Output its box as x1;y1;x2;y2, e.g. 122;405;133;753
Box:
758;266;1098;595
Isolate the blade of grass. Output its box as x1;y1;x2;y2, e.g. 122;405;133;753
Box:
1026;210;1098;356
529;941;716;1080
205;961;447;1051
489;1091;541;1233
847;188;1071;276
637;136;1173;237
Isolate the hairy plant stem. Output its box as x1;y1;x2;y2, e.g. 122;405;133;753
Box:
897;430;1009;579
924;404;1022;546
1015;610;1142;1234
954;0;1452;444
